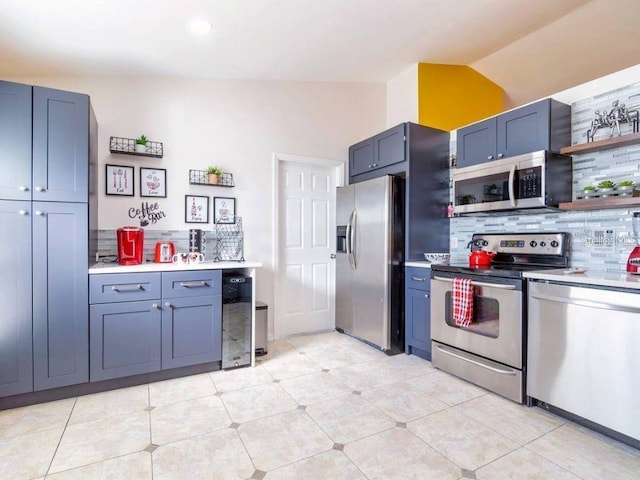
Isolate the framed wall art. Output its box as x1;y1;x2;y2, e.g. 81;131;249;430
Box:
105;164;134;196
213;197;236;224
140;167;167;198
185;195;209;223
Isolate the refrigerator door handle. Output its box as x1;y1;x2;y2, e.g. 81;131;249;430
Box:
347;209;357;270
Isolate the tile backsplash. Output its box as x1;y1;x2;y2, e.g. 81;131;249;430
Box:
449;82;640;272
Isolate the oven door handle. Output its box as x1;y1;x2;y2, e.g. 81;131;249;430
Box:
435;344;518;376
433;276;517;290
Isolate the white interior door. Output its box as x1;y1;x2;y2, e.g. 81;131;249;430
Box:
276;160;336;338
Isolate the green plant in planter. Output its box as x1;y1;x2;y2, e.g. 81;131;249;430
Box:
135;135;148;146
582;185;596;192
597;180;615;189
205;166;223;175
618;180;634;187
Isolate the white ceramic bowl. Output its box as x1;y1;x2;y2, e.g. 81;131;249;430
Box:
423;253;450;264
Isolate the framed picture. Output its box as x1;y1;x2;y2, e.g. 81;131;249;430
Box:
185;195;209;223
140;167;167;198
214;197;236;224
105;164;134;196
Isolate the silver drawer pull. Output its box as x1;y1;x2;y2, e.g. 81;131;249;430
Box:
180;281;208;288
433;276;516;290
436;344;517;376
112;284;143;292
411;275;426;282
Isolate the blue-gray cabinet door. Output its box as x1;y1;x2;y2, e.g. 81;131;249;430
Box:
349;137;375;176
32;201;88;391
0;200;33;397
162;295;222;369
457;117;497;168
405;287;431;359
0;81;32;201
496;99;551;159
374;123;405;169
32;87;89;203
90;301;161;382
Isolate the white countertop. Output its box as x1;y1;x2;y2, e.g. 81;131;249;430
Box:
89;261;262;274
404;261;433;269
524;268;640;290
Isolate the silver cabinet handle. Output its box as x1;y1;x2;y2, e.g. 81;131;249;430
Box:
425;293;430;298
497;153;504;158
436;344;517;376
508;163;516;208
180;281;208;288
433;276;516;290
18;185;29;192
530;292;640;315
34;210;45;216
368;164;373;168
35;186;46;192
487;155;494;160
411;275;426;282
152;303;159;309
165;302;173;308
111;284;143;292
18;209;28;215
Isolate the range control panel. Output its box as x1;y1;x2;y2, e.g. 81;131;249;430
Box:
470;232;568;256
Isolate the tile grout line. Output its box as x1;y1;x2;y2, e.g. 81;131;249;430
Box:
44;395;78;477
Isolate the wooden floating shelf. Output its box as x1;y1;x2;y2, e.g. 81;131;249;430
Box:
560;132;640;155
559;191;640;211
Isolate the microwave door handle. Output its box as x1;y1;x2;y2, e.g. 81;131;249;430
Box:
508;164;516;207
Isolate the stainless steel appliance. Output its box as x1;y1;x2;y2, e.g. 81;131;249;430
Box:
626;211;640;273
336;175;404;353
221;272;252;369
528;281;640;448
431;232;569;403
452;150;572;215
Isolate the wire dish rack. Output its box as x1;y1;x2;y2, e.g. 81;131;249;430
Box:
189;169;235;187
214;216;244;262
109;136;163;158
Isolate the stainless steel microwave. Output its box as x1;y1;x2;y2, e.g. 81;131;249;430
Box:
452;150;572;215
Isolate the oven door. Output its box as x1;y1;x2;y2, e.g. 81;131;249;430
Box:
431;272;523;369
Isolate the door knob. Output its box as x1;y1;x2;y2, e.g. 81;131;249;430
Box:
330;254;336;259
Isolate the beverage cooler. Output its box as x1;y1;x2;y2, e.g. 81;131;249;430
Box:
221;272;252;368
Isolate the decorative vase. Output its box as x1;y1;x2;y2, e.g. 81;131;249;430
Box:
208;174;219;184
135;144;147;153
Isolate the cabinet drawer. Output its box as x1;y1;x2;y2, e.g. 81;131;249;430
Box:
162;270;222;298
405;267;431;291
90;273;161;304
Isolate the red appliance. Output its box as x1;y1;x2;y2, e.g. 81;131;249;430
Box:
117;226;144;265
627;212;640;274
154;242;176;263
467;239;496;267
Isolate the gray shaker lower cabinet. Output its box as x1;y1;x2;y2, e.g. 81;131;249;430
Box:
0;200;33;397
90;301;161;382
32;201;89;391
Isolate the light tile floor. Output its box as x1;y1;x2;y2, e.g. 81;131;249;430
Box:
1;331;639;479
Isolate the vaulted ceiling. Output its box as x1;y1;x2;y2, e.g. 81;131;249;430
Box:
1;0;639;106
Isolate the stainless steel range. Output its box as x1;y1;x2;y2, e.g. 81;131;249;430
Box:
430;232;569;404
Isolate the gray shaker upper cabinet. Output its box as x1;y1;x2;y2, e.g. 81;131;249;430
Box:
33;87;89;203
349;124;406;179
457;99;571;169
0;81;32;201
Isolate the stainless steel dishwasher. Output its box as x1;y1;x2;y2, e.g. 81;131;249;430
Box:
527;280;640;446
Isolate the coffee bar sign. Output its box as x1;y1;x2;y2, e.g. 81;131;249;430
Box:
128;201;167;226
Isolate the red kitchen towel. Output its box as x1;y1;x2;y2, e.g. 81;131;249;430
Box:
452;277;474;327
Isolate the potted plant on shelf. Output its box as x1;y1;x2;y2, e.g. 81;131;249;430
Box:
617;180;635;195
135;135;149;153
597;180;615;195
581;185;597;199
206;166;223;184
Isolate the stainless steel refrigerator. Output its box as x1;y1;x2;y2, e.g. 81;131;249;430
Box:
335;175;404;353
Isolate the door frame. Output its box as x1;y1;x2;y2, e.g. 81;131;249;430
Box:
272;152;345;340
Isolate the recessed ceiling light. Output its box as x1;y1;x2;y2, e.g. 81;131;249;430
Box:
189;19;213;35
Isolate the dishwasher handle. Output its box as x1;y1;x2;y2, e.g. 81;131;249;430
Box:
531;292;640;315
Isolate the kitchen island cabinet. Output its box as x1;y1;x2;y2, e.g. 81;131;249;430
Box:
457;98;570;168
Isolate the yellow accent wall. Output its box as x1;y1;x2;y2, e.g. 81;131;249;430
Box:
418;63;504;131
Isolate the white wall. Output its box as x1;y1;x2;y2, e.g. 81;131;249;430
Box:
385;64;418;127
7;75;386;326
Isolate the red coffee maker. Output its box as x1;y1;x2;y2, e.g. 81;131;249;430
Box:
627;212;640;274
117;226;145;265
